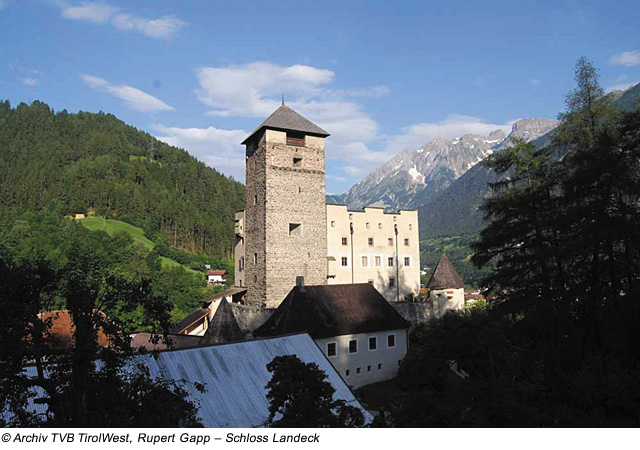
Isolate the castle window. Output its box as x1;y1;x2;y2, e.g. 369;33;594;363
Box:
327;342;337;357
293;156;303;167
341;256;348;267
387;334;396;348
286;131;305;147
368;237;374;246
378;223;382;229
348;339;358;354
289;223;302;237
409;223;413;230
298;187;302;193
389;276;395;288
404;238;409;246
375;256;381;267
369;336;378;351
254;194;258;205
345;369;350;377
331;221;335;227
349;213;353;220
378;363;382;371
356;367;361;374
361;256;368;268
366;222;370;229
388;237;393;246
388;257;394;267
367;365;371;372
253;253;258;264
341;237;348;246
404;255;412;267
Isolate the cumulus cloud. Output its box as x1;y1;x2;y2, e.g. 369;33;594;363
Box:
20;77;40;86
80;74;174;112
57;1;185;39
153;124;247;181
383;115;515;154
610;51;640;67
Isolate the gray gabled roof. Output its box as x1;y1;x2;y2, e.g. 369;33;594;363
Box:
426;252;464;290
241;105;329;145
200;298;243;345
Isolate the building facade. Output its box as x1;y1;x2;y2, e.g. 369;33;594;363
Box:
326;205;420;303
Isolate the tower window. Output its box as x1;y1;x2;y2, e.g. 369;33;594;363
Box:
388;237;393;246
404;256;411;267
253;253;258;264
341;256;348;267
378;223;382;229
331;221;335;227
404;238;409;246
289;223;302;237
342;237;348;246
368;237;374;246
366;222;370;229
409;224;413;230
293;156;303;167
286;132;305;147
388;257;394;267
254;194;258;205
389;277;395;288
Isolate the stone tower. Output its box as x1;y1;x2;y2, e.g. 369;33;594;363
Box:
427;252;465;316
241;105;329;307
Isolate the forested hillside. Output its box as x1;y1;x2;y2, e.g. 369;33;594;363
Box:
0;100;245;258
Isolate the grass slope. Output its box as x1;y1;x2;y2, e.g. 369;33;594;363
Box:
79;216;202;276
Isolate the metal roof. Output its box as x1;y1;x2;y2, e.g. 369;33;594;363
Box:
5;333;371;428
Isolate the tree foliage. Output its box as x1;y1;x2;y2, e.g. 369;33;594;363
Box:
265;355;365;428
0;100;245;258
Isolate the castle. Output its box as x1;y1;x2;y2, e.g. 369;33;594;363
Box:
234;105;421;307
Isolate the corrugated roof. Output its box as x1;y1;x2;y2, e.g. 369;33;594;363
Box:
241;105;329;145
200;298;243;345
426;252;464;290
6;334;371;427
254;284;411;339
130;332;203;351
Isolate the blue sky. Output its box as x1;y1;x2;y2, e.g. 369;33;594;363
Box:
1;0;639;193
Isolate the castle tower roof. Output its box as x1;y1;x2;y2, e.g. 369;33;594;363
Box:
426;252;464;290
241;105;329;145
200;298;243;345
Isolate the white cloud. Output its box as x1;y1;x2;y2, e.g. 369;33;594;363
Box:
153;124;247;181
57;1;185;39
111;13;185;39
20;77;39;86
61;2;116;23
610;51;640;67
80;73;174;112
383;115;515;155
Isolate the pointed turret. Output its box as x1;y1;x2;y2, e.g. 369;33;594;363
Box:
426;252;464;290
200;298;243;345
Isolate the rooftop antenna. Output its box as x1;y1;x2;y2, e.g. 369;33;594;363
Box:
281;93;285;106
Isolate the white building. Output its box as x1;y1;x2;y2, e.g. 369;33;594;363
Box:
427;252;465;316
254;281;411;389
206;269;227;285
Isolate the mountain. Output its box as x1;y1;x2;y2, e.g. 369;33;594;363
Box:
339;130;507;211
0;100;245;258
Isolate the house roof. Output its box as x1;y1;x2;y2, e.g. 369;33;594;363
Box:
426;252;464;290
200;298;243;345
8;334;372;427
254;284;411;339
130;332;203;351
170;308;210;334
41;310;110;350
241;105;329;145
206;270;227;276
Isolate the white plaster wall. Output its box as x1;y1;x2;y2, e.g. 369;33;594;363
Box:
314;328;408;389
430;288;464;317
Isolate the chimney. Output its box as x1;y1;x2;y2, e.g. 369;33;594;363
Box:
296;276;305;291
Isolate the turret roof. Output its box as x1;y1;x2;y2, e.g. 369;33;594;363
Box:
241;105;329;145
426;252;464;290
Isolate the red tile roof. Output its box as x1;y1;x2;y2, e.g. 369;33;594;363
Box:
41;310;111;350
207;270;227;276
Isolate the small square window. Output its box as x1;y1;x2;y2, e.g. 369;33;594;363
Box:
375;256;381;267
293;156;302;167
388;257;394;267
346;369;350;377
253;253;258;264
366;222;370;229
349;339;358;354
369;336;377;351
404;256;411;267
404;238;409;246
368;237;374;246
289;223;302;237
387;334;396;348
356;367;361;374
341;237;348;246
378;363;382;371
388;238;393;246
389;277;395;288
331;221;335;227
349;213;353;220
368;279;374;285
378;223;382;229
341;256;348;267
367;365;372;372
327;342;336;357
409;224;413;230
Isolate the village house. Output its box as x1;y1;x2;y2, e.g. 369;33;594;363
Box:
254;280;411;389
234;104;421;308
206;269;227;285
